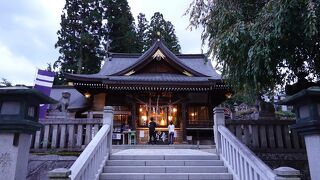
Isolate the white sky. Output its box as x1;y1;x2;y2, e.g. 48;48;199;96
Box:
0;0;204;86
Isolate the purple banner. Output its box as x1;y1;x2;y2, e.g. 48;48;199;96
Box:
34;69;55;118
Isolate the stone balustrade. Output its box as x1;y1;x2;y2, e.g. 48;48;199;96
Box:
30;118;102;152
225;119;305;150
214;107;301;180
48;106;113;180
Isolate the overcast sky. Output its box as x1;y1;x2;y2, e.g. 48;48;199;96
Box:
0;0;204;86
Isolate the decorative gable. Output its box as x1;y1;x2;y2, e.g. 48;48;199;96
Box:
152;49;166;61
113;40;207;77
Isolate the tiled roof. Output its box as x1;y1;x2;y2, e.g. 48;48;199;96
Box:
97;54;220;79
105;73;216;84
66;41;222;83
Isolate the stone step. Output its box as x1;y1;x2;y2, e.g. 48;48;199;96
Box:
106;160;224;166
109;154;219;160
100;173;233;180
103;166;228;173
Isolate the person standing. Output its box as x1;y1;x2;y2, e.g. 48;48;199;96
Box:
148;117;157;144
168;121;175;145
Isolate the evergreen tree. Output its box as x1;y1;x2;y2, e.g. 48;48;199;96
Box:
54;0;106;84
0;78;12;87
136;13;149;52
103;0;138;53
146;12;181;54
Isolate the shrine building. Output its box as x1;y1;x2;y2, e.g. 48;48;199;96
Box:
65;40;230;144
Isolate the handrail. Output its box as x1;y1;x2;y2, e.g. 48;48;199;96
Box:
69;124;111;180
218;126;276;180
47;106;114;180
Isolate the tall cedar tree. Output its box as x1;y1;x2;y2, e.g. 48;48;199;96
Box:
103;0;138;53
55;0;106;84
187;0;320;95
146;12;181;54
136;13;149;52
0;78;12;87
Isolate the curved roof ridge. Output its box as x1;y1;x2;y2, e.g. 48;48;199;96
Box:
111;40;208;77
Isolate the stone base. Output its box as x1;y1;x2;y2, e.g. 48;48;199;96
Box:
0;133;31;180
27;155;76;180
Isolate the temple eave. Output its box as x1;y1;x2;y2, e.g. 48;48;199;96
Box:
72;81;230;92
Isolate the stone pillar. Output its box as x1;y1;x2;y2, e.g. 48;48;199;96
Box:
48;168;71;180
213;107;225;154
0;133;31;180
103;106;114;151
304;134;320;180
0;88;56;180
274;167;301;180
103;106;114;125
88;110;93;119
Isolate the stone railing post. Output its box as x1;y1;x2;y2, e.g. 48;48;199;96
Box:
214;107;225;154
48;168;71;180
274;167;301;180
103;106;114;151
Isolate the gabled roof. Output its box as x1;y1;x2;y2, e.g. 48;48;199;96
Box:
111;40;206;77
66;40;222;84
98;53;220;78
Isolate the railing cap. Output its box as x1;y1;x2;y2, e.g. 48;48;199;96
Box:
213;107;224;113
48;168;71;178
104;106;114;113
274;166;301;177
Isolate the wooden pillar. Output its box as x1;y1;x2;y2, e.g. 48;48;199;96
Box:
208;93;214;125
208;93;215;144
181;102;187;142
131;103;136;130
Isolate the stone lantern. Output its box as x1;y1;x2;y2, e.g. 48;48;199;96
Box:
0;87;56;180
279;86;320;180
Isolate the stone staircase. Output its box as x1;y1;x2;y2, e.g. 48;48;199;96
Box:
100;149;232;180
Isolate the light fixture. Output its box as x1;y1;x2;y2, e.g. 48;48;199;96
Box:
84;92;91;98
278;86;320;180
279;86;320;131
191;113;195;117
160;118;165;125
173;108;177;113
225;92;233;99
139;108;143;112
168;116;173;121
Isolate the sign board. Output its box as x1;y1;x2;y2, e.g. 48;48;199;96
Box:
112;133;122;140
139;130;144;138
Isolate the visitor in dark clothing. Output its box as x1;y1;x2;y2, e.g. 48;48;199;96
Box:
148;117;157;144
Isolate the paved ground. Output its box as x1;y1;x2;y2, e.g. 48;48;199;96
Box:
111;145;216;154
112;149;214;155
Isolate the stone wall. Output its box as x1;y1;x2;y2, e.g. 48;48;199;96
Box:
255;151;310;180
27;154;77;180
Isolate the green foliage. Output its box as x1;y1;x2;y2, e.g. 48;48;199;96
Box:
136;13;149;52
224;92;256;108
103;0;138;53
0;78;12;87
146;12;181;54
187;0;320;94
54;0;182;86
54;0;107;84
32;151;81;156
275;110;296;118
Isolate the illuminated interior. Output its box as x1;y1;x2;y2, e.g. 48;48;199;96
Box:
138;104;178;127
